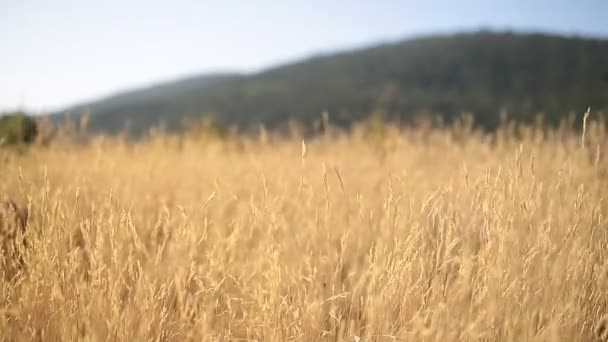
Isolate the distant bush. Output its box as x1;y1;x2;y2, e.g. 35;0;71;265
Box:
182;115;227;140
0;112;38;145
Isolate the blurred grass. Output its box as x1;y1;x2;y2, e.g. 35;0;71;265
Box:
0;116;607;341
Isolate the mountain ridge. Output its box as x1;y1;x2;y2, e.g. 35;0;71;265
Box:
51;31;608;135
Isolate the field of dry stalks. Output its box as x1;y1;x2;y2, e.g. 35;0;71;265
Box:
1;119;608;341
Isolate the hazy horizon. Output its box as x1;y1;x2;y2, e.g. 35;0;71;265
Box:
2;0;607;113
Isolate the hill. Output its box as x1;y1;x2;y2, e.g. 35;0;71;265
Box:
57;73;241;133
53;31;608;135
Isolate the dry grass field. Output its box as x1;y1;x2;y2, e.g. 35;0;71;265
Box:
1;118;608;341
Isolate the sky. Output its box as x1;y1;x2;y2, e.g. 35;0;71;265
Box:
1;0;607;113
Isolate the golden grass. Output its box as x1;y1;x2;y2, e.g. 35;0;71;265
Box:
1;120;607;341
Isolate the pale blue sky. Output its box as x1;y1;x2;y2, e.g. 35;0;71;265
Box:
1;0;606;113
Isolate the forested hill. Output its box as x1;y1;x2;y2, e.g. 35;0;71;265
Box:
53;31;608;135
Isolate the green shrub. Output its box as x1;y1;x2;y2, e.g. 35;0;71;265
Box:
0;112;38;145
